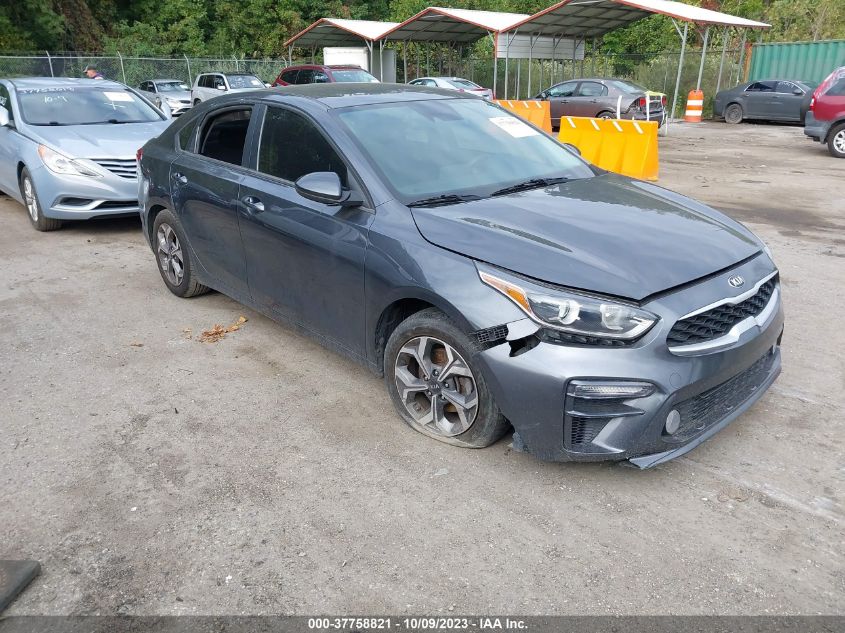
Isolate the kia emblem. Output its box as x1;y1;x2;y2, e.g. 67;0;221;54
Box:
728;275;745;288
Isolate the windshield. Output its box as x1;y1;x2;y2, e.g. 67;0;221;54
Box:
332;70;379;83
226;74;264;89
157;81;189;92
336;98;594;202
447;78;481;89
610;80;648;94
18;86;163;125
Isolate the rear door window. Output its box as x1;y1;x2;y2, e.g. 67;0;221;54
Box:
296;69;316;84
198;107;252;165
776;81;802;94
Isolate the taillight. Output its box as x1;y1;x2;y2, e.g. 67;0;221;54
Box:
661;95;667;106
136;148;143;162
810;97;815;112
638;96;647;108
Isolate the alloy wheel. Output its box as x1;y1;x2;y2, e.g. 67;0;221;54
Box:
394;336;479;437
22;177;38;221
157;223;185;286
834;129;845;155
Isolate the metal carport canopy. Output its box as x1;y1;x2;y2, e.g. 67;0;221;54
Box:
283;18;399;48
503;0;770;124
380;7;528;44
504;0;770;38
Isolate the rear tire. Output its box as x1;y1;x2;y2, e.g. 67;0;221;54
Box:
193;99;201;106
828;123;845;159
151;209;210;298
384;308;510;449
724;103;743;124
20;168;61;232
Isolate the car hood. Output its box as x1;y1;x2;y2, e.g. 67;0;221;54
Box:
410;173;762;301
161;90;191;101
26;120;170;159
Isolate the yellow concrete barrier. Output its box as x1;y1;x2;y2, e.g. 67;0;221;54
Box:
557;116;659;181
495;100;552;134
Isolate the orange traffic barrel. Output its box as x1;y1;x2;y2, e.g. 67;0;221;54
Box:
684;89;704;122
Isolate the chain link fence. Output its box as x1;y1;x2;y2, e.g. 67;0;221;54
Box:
0;49;744;117
0;53;295;86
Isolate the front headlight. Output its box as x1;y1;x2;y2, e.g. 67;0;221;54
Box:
479;269;658;341
165;97;181;107
37;145;101;177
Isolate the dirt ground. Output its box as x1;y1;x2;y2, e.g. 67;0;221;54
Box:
1;121;843;616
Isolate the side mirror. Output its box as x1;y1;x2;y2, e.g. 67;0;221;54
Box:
0;108;10;127
295;172;362;207
562;143;581;156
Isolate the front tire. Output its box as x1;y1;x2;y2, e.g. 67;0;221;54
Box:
828;123;845;159
20;168;61;231
384;308;509;448
724;103;743;124
597;111;614;120
151;209;209;297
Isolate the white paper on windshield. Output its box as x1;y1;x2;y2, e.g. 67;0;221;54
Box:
104;91;133;102
489;116;539;138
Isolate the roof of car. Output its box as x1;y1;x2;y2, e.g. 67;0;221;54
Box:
7;77;127;90
283;64;367;71
219;83;476;108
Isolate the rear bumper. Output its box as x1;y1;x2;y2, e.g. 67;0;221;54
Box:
804;112;831;143
476;255;783;468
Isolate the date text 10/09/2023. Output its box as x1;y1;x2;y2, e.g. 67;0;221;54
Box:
307;618;528;630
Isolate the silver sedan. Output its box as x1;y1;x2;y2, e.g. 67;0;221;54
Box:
0;77;170;231
408;76;493;100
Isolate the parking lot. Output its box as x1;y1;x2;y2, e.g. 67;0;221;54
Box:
1;120;843;615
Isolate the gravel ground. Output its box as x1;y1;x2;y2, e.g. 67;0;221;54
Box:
1;120;843;616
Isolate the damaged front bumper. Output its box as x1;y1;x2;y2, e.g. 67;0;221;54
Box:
474;258;784;469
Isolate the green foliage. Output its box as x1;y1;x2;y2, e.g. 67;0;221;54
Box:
1;0;843;57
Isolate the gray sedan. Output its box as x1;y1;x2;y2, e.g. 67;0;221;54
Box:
535;78;666;128
0;77;170;231
714;80;815;124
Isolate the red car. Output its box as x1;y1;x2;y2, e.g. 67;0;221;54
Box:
804;66;845;158
272;64;379;87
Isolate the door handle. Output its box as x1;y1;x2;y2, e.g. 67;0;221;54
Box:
241;195;264;213
172;172;187;184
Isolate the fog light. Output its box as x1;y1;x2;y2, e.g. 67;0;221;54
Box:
570;382;655;399
665;409;681;434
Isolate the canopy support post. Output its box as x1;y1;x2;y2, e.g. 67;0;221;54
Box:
490;32;498;98
696;25;710;91
366;40;373;74
716;27;729;94
378;39;385;81
670;20;689;127
737;29;748;82
527;32;537;98
403;41;408;82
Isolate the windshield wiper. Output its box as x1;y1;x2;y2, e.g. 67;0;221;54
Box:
406;193;483;208
491;176;570;197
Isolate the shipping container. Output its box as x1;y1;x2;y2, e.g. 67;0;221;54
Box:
748;40;845;85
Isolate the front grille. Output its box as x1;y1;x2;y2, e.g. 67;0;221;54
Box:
473;324;508;346
570;418;606;446
668;351;776;443
668;277;777;347
92;158;138;180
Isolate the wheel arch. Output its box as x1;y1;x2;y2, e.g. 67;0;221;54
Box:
372;292;473;375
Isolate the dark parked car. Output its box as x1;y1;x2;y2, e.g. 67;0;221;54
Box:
273;64;378;86
534;78;666;129
714;80;815;124
804;67;845;158
138;84;783;468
